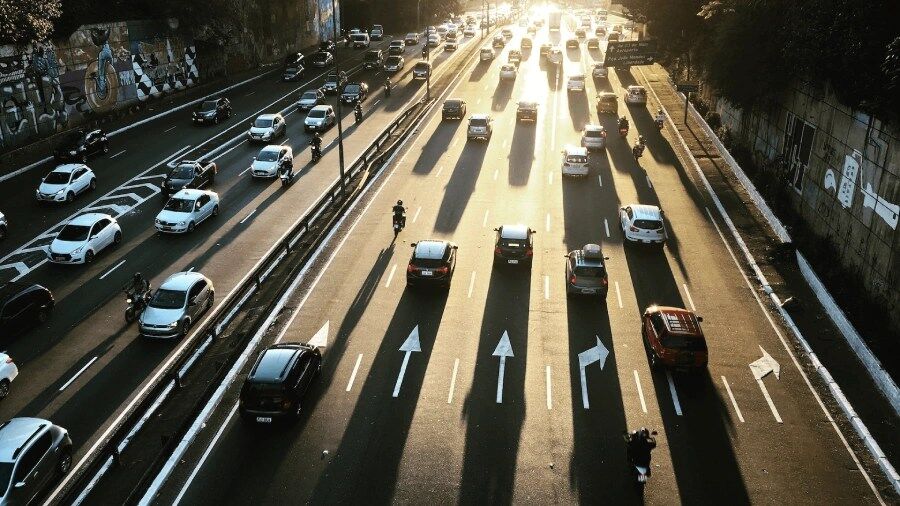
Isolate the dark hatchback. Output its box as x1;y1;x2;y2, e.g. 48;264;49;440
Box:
162;161;216;197
192;98;232;125
340;82;369;104
493;224;535;266
319;40;336;53
407;240;458;289
239;343;322;423
0;282;54;339
442;98;467;120
516;101;538;122
53;129;109;163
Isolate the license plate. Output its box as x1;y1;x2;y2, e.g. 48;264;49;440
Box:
581;288;597;294
507;259;519;264
256;417;273;423
53;255;65;260
420;270;433;276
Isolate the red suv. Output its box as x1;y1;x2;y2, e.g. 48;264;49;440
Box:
641;306;708;371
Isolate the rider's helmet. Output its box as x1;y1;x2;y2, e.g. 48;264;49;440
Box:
639;427;650;438
638;135;645;143
657;108;663;115
397;199;403;206
133;272;143;283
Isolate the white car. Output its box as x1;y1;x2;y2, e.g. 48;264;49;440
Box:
0;211;6;240
620;204;667;244
499;64;517;80
567;74;586;92
581;125;607;151
155;189;220;234
444;40;458;51
304;105;336;132
548;48;563;65
36;164;96;203
0;352;18;399
464;26;476;37
296;89;324;111
251;145;293;178
561;146;589;177
428;34;440;47
480;47;494;61
248;114;286;142
592;62;608;79
625;85;648;104
48;213;121;264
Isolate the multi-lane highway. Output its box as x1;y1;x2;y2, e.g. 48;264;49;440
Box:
149;13;888;506
0;25;485;478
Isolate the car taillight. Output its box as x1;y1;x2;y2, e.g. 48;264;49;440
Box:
570;275;577;284
526;248;533;257
407;264;416;273
282;399;292;409
437;267;449;274
495;246;502;254
630;225;639;232
4;357;12;364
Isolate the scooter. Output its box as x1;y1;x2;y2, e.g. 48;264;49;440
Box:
279;167;293;186
354;107;363;123
310;143;322;163
393;215;405;237
632;143;645;160
618;126;629;138
124;286;151;324
655;118;664;130
624;430;657;493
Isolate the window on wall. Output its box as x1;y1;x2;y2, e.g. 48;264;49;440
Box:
783;113;816;193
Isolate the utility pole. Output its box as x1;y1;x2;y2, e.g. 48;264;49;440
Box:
330;0;346;192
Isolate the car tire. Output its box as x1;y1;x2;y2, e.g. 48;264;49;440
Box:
89;178;97;191
36;306;51;324
212;204;219;217
81;154;88;164
187;221;196;233
181;318;192;337
66;192;74;203
57;449;73;476
84;250;94;263
0;226;6;240
102;143;109;154
113;231;122;246
0;379;10;399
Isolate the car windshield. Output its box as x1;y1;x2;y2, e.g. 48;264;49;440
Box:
0;462;11;498
57;224;90;241
574;265;606;278
387;57;401;64
169;165;195;179
44;171;71;184
164;198;194;213
391;42;402;47
308;109;326;118
365;52;380;60
470;118;488;127
662;334;708;351
634;219;663;230
415;62;429;70
257;150;280;162
585;129;604;137
149;288;187;309
567;155;588;163
253;118;273;128
63;131;86;145
344;84;360;94
445;100;461;108
301;91;317;100
200;101;218;112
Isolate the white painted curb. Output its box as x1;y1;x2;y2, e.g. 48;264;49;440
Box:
638;66;899;495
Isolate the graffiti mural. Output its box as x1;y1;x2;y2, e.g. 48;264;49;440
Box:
0;21;199;153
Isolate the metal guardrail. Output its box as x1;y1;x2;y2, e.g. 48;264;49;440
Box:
54;97;431;504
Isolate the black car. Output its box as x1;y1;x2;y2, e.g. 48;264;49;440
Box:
0;282;54;339
566;38;579;49
442;98;467;120
309;51;334;68
283;52;305;67
493;224;535;266
406;240;458;289
340;82;369;103
516;101;538;122
282;63;305;82
162;160;217;197
322;71;347;94
192;98;232;125
363;49;384;69
53;129;109;163
239;343;322;423
319;40;336;53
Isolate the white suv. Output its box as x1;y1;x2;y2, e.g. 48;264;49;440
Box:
561;146;589;177
467;114;493;141
0;353;17;399
619;204;667;244
567;73;586;92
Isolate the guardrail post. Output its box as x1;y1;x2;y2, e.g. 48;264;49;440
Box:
283;238;292;254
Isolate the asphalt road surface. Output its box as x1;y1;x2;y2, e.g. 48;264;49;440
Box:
155;14;886;506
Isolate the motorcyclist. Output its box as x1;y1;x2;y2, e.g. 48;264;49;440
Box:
392;200;407;229
354;102;363;123
625;427;657;470
633;135;646;158
126;272;150;301
384;77;392;97
278;153;293;180
310;132;322;159
618;116;629;132
655;108;666;126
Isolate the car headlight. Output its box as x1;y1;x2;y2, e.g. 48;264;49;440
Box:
71;245;83;254
55;189;66;195
78;146;86;151
155;219;161;225
69;150;77;155
167;321;179;328
178;221;186;226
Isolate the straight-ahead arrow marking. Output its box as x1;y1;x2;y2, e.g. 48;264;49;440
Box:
392;325;421;398
493;331;513;403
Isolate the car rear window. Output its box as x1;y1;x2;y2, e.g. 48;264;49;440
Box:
470;118;488;127
415;62;430;70
412;257;444;268
246;382;284;395
566;155;588;164
365;52;380;61
444;100;461;108
585;130;604;138
662;334;708;351
633;219;663;230
500;239;525;249
574;266;605;278
570;75;585;81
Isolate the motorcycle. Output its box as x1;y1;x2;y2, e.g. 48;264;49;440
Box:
279;167;293;186
655;118;664;130
310;143;322;163
632;143;645;159
393;215;405;237
124;286;151;324
624;430;657;493
618;126;629;138
384;82;392;98
354;107;363;123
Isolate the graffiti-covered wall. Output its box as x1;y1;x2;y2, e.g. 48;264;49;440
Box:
0;20;198;153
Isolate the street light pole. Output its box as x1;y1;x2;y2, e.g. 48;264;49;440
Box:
330;0;346;192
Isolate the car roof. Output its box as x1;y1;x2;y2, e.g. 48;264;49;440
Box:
499;224;529;239
627;204;662;220
52;163;88;173
160;271;207;291
66;212;111;226
250;345;307;382
0;282;36;303
584;124;604;132
413;240;450;259
0;418;50;462
649;306;703;336
256;114;278;120
470;113;490;120
627;85;646;91
565;146;588;156
259;144;285;154
572;244;605;266
310;105;332;112
171;188;214;200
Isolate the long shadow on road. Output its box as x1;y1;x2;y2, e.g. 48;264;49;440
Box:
433;141;488;234
508;121;536;186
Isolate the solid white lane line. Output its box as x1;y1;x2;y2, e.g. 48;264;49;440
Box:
546;365;553;410
682;283;696;311
666;371;683;416
172;404;237;506
435;165;444;177
545;212;551;232
447;358;460;403
385;264;397;288
239;210;256;224
164;126;177;133
615;281;623;308
755;377;783;423
634;370;648;413
346;354;363;392
604;219;610;238
467;271;476;298
493;168;498;180
59;357;99;391
412;206;422;223
646;175;653;188
280;138;291;146
245;90;256;96
99;259;126;280
372;99;381;106
109;150;127;159
598;174;602;186
482;209;490;227
544;275;550;300
721;376;745;423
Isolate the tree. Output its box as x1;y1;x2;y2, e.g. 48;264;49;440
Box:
0;0;62;45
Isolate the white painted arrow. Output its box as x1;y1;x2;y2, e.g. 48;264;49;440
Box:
749;345;780;380
493;331;514;404
578;336;610;409
308;320;329;348
392;326;421;398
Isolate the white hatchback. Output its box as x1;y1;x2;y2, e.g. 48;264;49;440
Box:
567;74;586;92
625;85;648;104
499;64;517;80
48;213;121;264
251;145;293;178
620;204;667;244
36;164;96;203
561;146;590;177
155;189;220;234
0;352;18;399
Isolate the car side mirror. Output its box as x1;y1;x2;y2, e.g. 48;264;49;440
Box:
14;482;25;489
452;245;458;249
697;316;704;322
604;256;610;260
493;228;499;231
651;430;658;435
410;242;417;247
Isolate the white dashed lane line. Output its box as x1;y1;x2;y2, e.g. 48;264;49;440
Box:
239;209;256;224
634;370;648;413
346;354;363;392
385;264;397;288
99;259;126;280
447;358;460;404
721;376;745;423
59;356;99;391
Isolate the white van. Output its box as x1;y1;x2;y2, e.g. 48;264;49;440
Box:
480;47;494;61
351;33;371;48
561;146;590;177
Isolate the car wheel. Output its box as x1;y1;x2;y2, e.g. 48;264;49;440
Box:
181;319;192;337
113;231;122;245
84;250;95;263
0;379;10;399
36;306;51;324
212;204;219;217
57;449;73;475
81;153;88;163
187;221;196;233
89;178;97;190
102;143;109;154
0;226;6;240
66;192;74;203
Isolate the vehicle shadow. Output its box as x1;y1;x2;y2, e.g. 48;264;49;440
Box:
308;288;449;503
432;140;488;234
566;46;581;61
567;89;591;131
469;60;493;82
508;120;536;186
411;120;463;176
458;265;530;504
492;80;514;112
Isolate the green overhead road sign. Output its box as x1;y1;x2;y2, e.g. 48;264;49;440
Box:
605;40;658;67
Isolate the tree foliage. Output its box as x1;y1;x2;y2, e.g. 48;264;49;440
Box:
340;0;462;32
0;0;62;45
